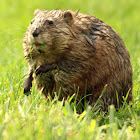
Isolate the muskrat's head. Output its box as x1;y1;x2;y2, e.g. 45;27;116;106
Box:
23;9;79;58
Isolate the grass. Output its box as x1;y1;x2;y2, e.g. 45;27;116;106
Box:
0;0;140;139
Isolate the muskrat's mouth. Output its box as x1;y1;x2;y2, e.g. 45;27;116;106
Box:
31;43;45;54
33;43;45;48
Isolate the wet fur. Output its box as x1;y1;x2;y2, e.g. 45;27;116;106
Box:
23;9;133;110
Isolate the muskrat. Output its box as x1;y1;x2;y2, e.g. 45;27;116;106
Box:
23;9;133;110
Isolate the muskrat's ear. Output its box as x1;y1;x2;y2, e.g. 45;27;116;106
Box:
34;9;41;17
63;11;74;23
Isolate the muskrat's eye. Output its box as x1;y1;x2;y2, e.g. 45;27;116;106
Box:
48;20;53;25
44;20;54;25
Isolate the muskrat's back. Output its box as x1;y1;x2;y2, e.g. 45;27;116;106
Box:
23;9;133;110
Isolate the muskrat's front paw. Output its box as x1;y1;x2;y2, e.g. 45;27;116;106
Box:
23;77;32;95
24;87;31;96
35;66;44;75
35;64;55;75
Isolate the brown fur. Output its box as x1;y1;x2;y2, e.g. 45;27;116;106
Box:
23;9;133;110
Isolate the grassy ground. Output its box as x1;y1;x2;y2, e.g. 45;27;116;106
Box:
0;0;140;139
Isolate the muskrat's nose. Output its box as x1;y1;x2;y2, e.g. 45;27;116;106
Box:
32;28;39;37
